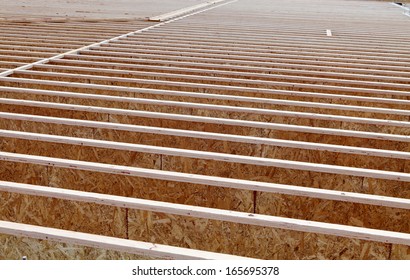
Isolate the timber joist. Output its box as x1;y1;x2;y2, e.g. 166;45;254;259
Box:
0;0;409;260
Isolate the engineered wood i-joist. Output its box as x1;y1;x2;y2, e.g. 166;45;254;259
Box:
0;0;409;259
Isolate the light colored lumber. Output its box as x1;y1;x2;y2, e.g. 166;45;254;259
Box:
31;63;410;97
126;29;410;52
1;91;409;128
3;85;409;117
56;51;410;83
0;182;410;246
82;46;410;69
1;98;410;143
105;37;410;58
0;220;248;260
75;49;410;73
16;68;410;99
62;51;410;80
1;130;410;206
93;43;410;66
0;21;168;77
4;75;410;107
0;144;410;209
1;112;409;158
1;151;410;190
0;0;235;78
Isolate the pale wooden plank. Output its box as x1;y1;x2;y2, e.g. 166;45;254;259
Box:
0;220;248;260
0;181;409;246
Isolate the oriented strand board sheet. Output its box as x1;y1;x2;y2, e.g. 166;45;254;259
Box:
0;187;409;260
0;157;408;234
128;209;410;260
0;192;126;238
0;234;158;260
0;100;408;152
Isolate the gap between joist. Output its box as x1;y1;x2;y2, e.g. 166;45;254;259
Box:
0;0;237;78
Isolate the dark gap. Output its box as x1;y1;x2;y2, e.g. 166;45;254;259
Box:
125;208;129;239
253;190;257;214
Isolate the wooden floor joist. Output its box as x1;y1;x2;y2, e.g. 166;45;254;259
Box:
0;181;410;246
29;63;410;93
1;98;409;143
2;86;409;117
49;57;410;84
1;151;410;191
2;95;410;129
0;220;248;260
0;131;410;207
4;76;409;107
1;112;409;160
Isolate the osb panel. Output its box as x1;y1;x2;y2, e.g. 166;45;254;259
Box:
34;68;410;107
391;244;410;260
161;154;409;195
404;160;410;174
94;128;263;156
0;90;134;109
361;178;410;198
2;87;408;135
93;70;408;95
0;101;407;152
1;152;406;233
0;161;48;185
10;72;409;102
127;210;410;260
0;138;162;169
49;167;254;212
0;104;109;122
109;115;410;150
110;109;409;136
251;168;410;198
255;193;410;233
0;119;95;139
3;78;408;110
0;192;126;238
1;135;407;202
267;130;409;151
0;234;158;260
260;145;406;172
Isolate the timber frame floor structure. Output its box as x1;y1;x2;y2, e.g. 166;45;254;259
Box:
0;0;409;260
